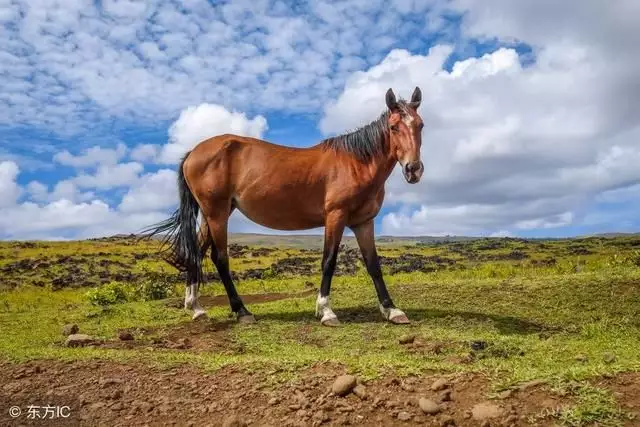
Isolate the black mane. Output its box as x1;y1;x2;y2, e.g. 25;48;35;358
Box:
321;100;413;162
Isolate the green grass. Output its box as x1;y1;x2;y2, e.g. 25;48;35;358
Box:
1;235;640;425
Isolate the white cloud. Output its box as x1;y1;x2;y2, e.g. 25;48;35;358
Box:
321;0;640;236
54;143;128;168
74;162;143;189
159;103;268;164
129;144;159;163
119;169;177;213
0;161;21;208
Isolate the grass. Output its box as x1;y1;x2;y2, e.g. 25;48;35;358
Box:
1;234;640;425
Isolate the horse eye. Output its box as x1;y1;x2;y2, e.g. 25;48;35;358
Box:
418;123;424;131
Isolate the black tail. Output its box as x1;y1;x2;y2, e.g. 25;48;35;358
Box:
140;152;202;284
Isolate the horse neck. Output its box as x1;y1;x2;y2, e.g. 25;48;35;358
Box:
362;133;397;186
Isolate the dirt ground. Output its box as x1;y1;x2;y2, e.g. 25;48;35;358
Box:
1;359;638;427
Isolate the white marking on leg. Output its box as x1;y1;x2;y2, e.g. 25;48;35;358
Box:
316;294;338;324
379;304;406;321
185;283;206;320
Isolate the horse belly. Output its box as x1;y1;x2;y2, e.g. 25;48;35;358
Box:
233;192;325;231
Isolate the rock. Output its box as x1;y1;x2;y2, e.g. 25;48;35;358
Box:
440;415;456;426
65;334;93;347
419;398;441;415
62;324;79;336
397;411;412;421
471;402;503;421
222;415;246;427
603;352;616;364
312;410;329;423
353;385;367;400
431;378;450;391
332;375;357;396
268;397;279;406
118;331;134;341
399;334;416;345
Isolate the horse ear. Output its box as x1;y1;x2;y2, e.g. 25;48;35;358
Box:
410;86;422;109
385;88;398;111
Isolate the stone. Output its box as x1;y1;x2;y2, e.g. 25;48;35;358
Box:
397;411;412;421
353;385;367;400
332;375;357;397
471;402;503;421
65;334;93;347
431;378;450;391
399;334;416;345
118;331;134;341
419;398;441;415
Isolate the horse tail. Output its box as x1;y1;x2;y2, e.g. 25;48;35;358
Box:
140;152;202;284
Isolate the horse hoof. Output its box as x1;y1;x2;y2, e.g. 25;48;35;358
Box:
192;310;208;321
321;318;341;327
238;314;256;324
389;314;410;324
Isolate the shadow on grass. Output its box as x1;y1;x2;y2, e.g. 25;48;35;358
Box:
253;305;561;336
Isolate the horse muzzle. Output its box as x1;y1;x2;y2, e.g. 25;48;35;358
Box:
403;160;424;184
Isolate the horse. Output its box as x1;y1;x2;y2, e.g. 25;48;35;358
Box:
142;87;425;327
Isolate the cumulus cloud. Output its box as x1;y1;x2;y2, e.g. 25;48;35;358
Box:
159;103;268;164
54;143;128;168
0;161;21;208
321;1;640;236
119;169;177;213
74;162;144;189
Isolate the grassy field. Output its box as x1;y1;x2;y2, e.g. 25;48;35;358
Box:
1;234;639;425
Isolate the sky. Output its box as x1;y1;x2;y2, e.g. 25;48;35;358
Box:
1;0;640;240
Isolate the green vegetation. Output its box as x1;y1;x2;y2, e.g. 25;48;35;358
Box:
1;234;639;425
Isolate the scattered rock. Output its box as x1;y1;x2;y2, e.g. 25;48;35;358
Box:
332;375;357;396
65;334;93;347
312;410;329;424
118;331;134;341
397;411;412;421
62;324;79;336
353;385;367;400
399;334;416;345
603;352;616;364
471;402;503;421
431;378;450;391
268;397;279;406
419;398;441;415
222;415;247;427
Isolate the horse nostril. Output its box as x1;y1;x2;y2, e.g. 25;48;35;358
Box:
407;161;420;173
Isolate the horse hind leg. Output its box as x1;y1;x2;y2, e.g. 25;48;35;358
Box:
184;219;211;320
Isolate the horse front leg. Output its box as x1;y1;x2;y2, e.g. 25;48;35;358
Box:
351;220;409;324
316;211;346;327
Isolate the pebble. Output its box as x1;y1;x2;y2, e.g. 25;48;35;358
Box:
65;334;93;347
438;390;452;402
353;385;367;400
332;375;357;396
471;402;503;421
62;324;79;336
440;415;456;426
575;354;589;362
603;352;616;364
431;378;450;391
399;334;416;345
497;389;514;399
419;398;441;415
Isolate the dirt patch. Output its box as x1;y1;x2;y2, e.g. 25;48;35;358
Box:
0;359;604;427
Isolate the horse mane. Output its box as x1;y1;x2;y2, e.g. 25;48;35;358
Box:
321;100;412;162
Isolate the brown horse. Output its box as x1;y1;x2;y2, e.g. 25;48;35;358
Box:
143;87;424;326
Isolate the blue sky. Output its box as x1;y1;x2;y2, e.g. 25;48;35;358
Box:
1;0;639;240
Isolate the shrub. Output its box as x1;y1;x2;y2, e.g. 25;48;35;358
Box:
86;281;133;306
136;278;178;301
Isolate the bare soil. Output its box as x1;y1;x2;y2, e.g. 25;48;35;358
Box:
2;358;638;426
